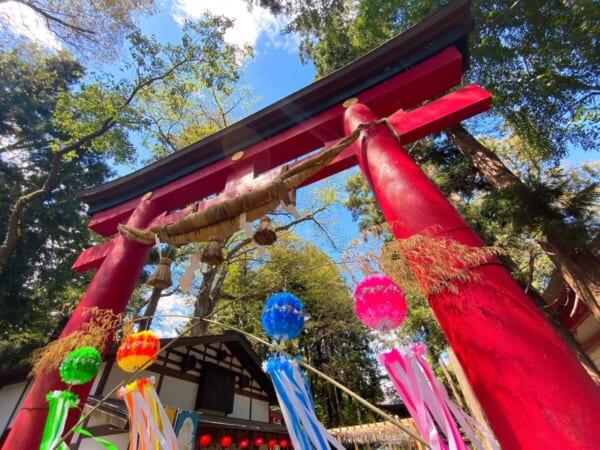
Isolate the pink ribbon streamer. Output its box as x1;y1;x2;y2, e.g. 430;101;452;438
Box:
379;345;498;450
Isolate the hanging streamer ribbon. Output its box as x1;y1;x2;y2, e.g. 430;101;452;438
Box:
265;356;345;450
379;344;499;450
40;390;79;450
73;424;119;450
117;377;179;450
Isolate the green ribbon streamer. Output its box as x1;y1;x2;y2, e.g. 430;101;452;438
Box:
40;390;78;450
72;426;118;450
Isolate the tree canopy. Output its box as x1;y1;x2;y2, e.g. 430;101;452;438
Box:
0;14;248;369
0;0;160;61
213;236;383;427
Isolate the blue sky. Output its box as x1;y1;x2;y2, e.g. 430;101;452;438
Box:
0;0;360;336
0;0;317;110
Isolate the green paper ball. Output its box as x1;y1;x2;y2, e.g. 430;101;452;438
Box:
59;347;102;385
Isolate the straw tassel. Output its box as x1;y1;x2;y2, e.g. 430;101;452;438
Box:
146;257;173;289
253;216;277;246
201;239;224;265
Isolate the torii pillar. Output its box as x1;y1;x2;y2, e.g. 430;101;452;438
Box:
4;1;600;447
345;102;600;449
2;197;162;450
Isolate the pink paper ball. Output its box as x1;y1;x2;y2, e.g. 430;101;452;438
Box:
353;275;407;331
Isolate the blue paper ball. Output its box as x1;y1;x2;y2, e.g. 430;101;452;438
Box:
261;292;305;342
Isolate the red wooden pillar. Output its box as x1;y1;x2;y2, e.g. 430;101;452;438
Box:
345;102;600;449
2;196;162;450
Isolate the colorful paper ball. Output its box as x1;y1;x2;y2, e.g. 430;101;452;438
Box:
280;439;288;448
239;437;249;448
254;437;264;446
268;438;277;448
261;292;304;342
59;347;102;385
353;275;407;332
116;331;160;373
221;435;232;447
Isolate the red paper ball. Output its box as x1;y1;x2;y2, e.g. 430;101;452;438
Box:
280;439;288;448
254;437;264;446
221;435;232;447
239;437;249;448
199;434;211;447
116;331;160;372
354;275;407;331
268;439;277;448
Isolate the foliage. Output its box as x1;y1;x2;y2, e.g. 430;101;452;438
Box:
214;237;383;427
0;14;247;368
254;0;599;161
0;45;109;369
1;0;160;61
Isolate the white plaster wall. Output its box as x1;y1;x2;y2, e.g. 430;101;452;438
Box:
0;381;30;432
250;399;269;423
88;362;107;394
159;376;197;411
573;315;600;343
589;345;600;369
230;393;250;420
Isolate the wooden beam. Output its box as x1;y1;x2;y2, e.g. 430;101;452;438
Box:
301;83;491;186
72;83;491;272
86;48;464;237
71;239;114;273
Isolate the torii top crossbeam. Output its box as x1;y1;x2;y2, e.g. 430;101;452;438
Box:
77;0;475;236
73;0;488;272
5;1;600;449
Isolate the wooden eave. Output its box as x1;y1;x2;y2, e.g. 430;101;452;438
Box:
78;0;473;215
103;331;276;400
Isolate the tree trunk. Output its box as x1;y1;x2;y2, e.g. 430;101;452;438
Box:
445;123;600;321
138;286;163;331
191;268;218;336
539;239;600;321
191;264;230;336
445;123;600;382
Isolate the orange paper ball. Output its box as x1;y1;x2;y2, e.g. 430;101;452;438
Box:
116;331;160;373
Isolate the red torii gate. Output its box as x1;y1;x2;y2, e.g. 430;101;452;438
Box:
5;1;600;449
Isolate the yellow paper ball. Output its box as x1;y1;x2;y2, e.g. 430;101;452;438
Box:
116;331;160;373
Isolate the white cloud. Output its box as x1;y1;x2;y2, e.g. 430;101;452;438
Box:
0;1;62;50
150;294;194;337
171;0;295;50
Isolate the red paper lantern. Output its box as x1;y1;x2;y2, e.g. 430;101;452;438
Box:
268;439;277;448
199;434;211;447
221;435;232;447
254;437;264;446
279;439;288;448
239;437;250;448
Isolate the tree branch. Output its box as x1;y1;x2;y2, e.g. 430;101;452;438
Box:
0;54;207;269
18;0;96;37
